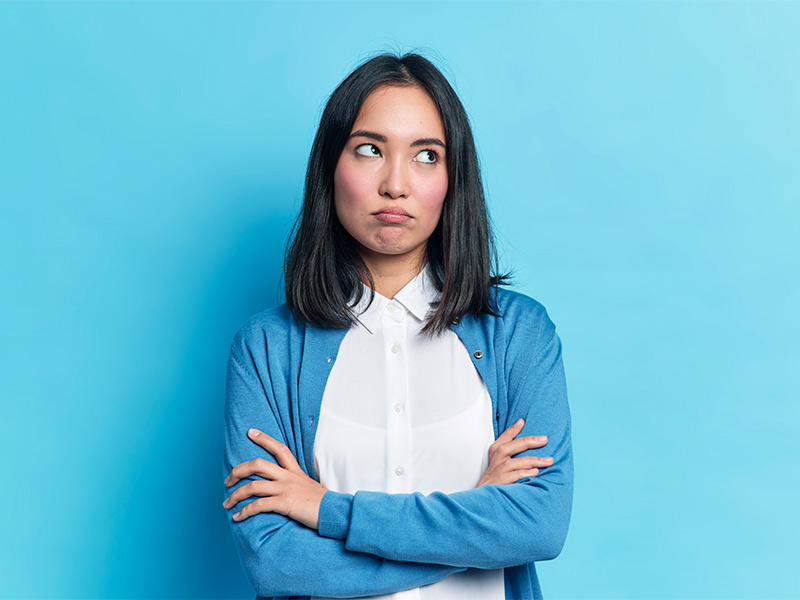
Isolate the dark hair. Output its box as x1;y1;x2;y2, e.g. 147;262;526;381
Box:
284;52;508;334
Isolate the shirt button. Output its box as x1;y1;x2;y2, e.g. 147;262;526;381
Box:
473;350;484;359
393;403;403;413
387;303;397;313
394;465;405;476
391;344;400;354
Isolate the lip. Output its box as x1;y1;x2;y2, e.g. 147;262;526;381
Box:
373;207;412;223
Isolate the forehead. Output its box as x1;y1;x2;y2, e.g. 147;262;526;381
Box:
352;84;445;139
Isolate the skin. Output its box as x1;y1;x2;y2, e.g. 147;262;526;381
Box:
333;84;449;298
223;84;554;528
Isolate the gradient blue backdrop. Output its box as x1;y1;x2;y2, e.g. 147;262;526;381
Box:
1;2;798;598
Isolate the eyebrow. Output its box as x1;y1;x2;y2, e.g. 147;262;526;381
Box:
349;130;446;149
411;137;446;149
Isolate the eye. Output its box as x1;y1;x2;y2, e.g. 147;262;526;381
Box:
356;143;381;157
414;149;438;164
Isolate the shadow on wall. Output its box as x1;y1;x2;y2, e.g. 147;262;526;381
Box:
98;185;292;598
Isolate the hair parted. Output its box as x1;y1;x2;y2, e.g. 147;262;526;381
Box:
284;51;508;335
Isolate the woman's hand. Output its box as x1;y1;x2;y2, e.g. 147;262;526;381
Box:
223;429;328;530
477;419;553;487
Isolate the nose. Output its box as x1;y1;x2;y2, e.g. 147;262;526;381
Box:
378;157;410;199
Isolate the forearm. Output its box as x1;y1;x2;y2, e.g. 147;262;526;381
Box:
228;507;463;598
318;467;572;569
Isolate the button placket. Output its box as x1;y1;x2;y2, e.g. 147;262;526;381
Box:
384;303;410;492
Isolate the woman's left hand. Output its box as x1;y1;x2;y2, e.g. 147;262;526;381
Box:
477;419;553;487
223;429;328;530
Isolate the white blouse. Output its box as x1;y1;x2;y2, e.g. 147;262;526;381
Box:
312;268;505;600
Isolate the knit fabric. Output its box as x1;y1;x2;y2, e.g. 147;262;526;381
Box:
223;287;573;599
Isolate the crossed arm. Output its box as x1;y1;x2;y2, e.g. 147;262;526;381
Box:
223;420;552;529
222;315;572;597
223;430;559;597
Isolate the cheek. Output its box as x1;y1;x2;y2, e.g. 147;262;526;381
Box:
333;160;371;214
419;173;449;218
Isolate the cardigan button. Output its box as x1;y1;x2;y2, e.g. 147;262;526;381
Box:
451;318;459;324
473;350;484;359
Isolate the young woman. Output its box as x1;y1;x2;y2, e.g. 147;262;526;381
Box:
222;53;573;600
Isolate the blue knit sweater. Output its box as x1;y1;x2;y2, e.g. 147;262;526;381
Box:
223;288;573;599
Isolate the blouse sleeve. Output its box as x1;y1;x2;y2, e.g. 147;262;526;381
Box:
224;339;464;599
316;318;574;569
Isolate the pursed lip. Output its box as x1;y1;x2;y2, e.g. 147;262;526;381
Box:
373;206;412;223
372;206;411;217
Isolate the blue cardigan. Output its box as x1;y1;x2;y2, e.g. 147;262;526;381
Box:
223;287;573;599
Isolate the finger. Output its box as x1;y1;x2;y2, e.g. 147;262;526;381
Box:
483;467;540;486
503;455;554;471
232;497;282;522
488;420;526;461
248;429;301;470
496;435;549;459
223;480;277;509
510;468;539;483
226;457;282;487
496;467;539;485
493;419;525;447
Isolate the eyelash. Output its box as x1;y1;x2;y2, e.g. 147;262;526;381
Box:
355;143;440;164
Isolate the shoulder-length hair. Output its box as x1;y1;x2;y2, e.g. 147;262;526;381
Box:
284;52;507;334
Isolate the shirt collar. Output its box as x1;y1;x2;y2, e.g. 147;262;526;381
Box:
394;266;440;321
350;265;441;334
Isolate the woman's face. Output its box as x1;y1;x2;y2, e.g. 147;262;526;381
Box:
333;84;448;269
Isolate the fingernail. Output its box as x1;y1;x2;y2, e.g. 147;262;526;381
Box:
545;457;554;464
224;477;230;486
222;499;229;508
516;419;524;427
535;436;547;442
232;512;240;520
248;429;260;438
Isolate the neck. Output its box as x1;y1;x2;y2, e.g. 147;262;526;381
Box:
360;251;425;299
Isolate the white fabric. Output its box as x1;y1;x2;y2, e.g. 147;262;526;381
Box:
312;268;504;600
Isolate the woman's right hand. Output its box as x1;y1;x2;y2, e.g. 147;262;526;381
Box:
477;419;553;487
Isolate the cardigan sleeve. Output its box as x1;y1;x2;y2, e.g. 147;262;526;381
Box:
316;322;574;569
223;338;464;599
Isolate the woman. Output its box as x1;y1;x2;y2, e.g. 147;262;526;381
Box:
222;53;573;600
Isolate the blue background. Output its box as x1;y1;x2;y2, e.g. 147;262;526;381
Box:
1;1;798;598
